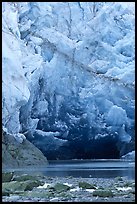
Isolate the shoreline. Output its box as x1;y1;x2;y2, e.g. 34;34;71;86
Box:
2;172;135;202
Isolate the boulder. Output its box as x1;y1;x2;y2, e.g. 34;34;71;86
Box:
2;180;44;194
2;172;14;183
2;130;48;168
79;181;96;189
12;174;42;182
50;183;70;193
93;190;114;197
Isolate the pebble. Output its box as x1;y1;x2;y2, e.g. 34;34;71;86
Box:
2;176;135;202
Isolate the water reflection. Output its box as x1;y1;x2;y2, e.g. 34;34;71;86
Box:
44;160;135;179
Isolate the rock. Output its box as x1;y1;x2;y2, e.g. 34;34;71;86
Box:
131;183;135;188
130;189;135;194
98;186;105;190
24;180;44;191
20;190;54;199
12;174;41;182
50;183;70;193
123;181;133;187
58;192;73;199
115;176;123;181
2;130;48;168
78;181;96;189
2;180;44;194
2;191;10;196
93;190;114;197
2;172;14;182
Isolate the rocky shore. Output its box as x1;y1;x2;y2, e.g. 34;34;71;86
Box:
2;172;135;202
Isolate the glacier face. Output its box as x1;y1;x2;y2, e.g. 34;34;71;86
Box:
2;2;135;159
2;2;30;134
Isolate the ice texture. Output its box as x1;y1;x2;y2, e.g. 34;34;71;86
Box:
2;2;135;159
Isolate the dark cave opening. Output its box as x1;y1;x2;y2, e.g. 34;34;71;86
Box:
30;125;120;160
19;96;128;161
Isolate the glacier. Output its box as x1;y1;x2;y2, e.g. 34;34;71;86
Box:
2;2;135;160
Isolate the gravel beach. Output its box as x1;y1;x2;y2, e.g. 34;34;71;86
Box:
2;172;135;202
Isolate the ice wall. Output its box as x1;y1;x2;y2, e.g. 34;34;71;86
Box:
2;2;30;134
2;2;135;159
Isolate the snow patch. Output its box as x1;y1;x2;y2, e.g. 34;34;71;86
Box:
37;183;51;189
116;187;132;191
70;187;80;192
86;189;96;193
63;182;73;187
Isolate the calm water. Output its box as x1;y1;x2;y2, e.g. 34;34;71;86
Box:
3;159;135;180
